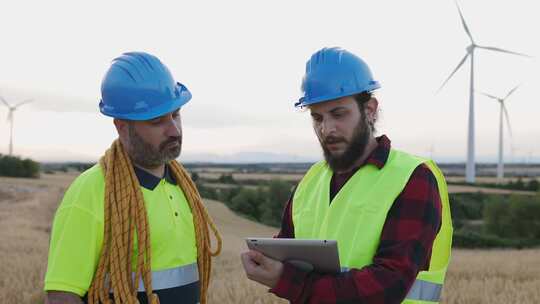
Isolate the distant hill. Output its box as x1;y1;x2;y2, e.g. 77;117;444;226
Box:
180;152;318;164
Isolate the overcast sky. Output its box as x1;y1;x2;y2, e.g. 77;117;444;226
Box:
1;0;539;163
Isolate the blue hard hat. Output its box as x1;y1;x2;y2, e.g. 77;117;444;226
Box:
295;47;380;108
99;52;192;120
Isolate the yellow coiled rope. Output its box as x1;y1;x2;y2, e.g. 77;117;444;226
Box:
87;139;222;304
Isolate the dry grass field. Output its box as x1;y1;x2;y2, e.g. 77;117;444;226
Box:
0;173;80;303
1;173;539;303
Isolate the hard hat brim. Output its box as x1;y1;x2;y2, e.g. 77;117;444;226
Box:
100;82;192;121
295;82;380;108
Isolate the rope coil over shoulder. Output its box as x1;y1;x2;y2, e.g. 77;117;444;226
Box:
87;139;222;304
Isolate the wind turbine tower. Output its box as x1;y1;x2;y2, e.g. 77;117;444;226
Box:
438;1;530;183
478;85;519;182
0;95;34;156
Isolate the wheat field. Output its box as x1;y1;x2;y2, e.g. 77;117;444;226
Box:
1;173;539;303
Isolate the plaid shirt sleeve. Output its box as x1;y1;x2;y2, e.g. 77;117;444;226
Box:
271;164;442;304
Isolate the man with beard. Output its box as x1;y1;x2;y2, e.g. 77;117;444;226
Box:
44;52;221;304
241;47;452;304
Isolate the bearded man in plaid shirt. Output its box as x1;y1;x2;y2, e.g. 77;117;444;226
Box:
241;47;453;304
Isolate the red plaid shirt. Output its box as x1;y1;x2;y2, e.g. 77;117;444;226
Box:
271;135;442;304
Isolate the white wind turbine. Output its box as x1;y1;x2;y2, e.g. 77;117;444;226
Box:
478;85;520;182
437;1;531;183
0;95;34;156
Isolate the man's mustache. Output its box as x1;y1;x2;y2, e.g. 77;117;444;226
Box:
159;136;182;150
323;136;346;145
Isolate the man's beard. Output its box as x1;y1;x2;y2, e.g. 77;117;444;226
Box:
126;124;182;168
319;114;371;172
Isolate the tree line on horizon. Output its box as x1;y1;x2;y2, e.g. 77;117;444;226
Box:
0;154;40;178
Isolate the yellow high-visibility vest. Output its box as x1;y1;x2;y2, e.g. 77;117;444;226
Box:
293;149;453;303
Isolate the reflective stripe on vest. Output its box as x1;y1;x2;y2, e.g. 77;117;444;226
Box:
136;263;199;291
405;279;442;302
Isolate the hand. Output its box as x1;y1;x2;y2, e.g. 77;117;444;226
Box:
240;250;284;288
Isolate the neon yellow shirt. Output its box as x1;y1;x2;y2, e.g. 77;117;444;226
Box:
44;164;197;296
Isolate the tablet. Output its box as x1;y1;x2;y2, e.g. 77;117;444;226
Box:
245;237;340;274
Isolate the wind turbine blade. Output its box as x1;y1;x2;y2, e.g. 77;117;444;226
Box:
0;95;10;107
478;91;499;100
14;99;34;108
502;104;513;138
503;84;521;100
476;45;532;57
455;1;474;43
7;110;13;122
437;53;469;93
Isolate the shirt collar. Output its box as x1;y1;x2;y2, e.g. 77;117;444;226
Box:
133;164;176;190
367;135;392;169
